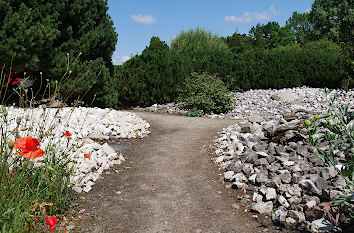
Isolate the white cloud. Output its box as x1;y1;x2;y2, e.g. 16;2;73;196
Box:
131;14;157;24
224;6;280;23
112;55;131;65
270;5;280;16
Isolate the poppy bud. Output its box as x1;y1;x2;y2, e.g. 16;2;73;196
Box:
42;104;47;110
314;115;319;121
8;141;14;149
2;106;6;112
3;111;8;117
25;217;32;223
16;117;21;125
304;120;311;127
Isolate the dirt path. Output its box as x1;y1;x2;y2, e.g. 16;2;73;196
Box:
72;112;279;233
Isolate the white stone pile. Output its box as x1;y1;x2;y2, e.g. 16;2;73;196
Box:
1;106;150;193
207;87;353;120
213;87;353;232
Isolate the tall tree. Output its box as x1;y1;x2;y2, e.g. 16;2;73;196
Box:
223;32;253;53
249;22;295;49
286;11;313;43
0;0;118;107
309;0;353;44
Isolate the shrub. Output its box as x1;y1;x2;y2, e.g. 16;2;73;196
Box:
0;0;118;108
178;73;232;114
228;40;346;90
170;28;234;80
115;37;189;107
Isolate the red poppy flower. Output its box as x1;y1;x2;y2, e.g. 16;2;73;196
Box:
45;216;58;232
12;77;21;85
64;131;71;139
8;77;12;84
14;137;45;159
84;153;90;159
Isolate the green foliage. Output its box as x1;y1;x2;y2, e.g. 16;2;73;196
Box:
306;89;353;216
0;0;118;107
223;32;253;53
170;28;233;79
309;0;353;44
228;40;346;90
0;107;74;232
115;37;188;107
286;11;313;43
249;22;295;49
178;73;232;114
186;108;204;117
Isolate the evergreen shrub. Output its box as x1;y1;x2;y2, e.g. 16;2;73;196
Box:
178;73;232;114
228;40;346;90
115;37;189;107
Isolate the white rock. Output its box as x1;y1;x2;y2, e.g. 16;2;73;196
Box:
224;171;235;180
278;195;290;208
266;188;277;200
252;201;273;214
311;218;335;233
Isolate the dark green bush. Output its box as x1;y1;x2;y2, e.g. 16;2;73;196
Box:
115;37;189;107
228;40;346;90
0;0;118;108
178;73;232;114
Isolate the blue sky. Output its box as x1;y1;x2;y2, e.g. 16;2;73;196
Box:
107;0;314;65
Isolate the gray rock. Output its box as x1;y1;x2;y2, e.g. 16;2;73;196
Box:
278;195;290;208
272;207;287;223
288;210;306;223
240;122;255;133
282;160;295;167
226;162;243;173
311;218;335;232
288;196;301;205
275;146;287;155
252;192;263;203
306;200;317;209
242;163;254;176
248;113;265;123
267;143;277;155
266;154;276;163
266;188;277;200
252;201;273;214
288;142;298;149
254;158;269;166
315;177;330;192
300;179;321;195
245;152;258;163
332;175;346;188
249;173;257;183
279;170;292;183
321;167;337;180
271;90;296;102
291;172;303;183
224;171;235;181
256;151;268;157
268;163;281;172
256;172;269;183
288;184;302;197
285;217;297;227
296;145;309;157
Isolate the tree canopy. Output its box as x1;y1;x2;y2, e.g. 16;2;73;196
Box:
0;0;118;107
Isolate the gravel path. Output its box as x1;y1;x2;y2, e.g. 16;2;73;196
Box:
72;112;288;233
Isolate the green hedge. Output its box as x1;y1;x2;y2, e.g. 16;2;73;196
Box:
227;40;347;90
